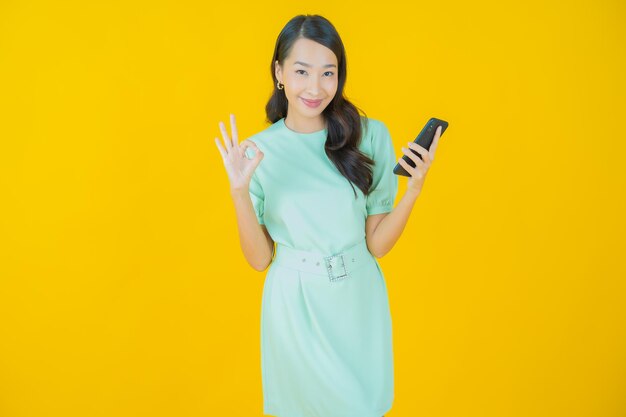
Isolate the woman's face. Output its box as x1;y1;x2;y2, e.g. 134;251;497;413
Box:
275;38;339;120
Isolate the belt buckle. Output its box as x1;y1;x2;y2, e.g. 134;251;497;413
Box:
324;252;348;282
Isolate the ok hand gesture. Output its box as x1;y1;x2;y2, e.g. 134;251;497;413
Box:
214;114;264;192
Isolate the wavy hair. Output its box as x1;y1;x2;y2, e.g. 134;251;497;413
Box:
265;14;375;199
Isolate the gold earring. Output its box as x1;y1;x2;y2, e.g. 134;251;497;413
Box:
277;81;284;90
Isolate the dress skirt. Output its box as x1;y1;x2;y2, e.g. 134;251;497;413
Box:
260;238;394;417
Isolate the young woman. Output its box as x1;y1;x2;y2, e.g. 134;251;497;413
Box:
215;14;442;417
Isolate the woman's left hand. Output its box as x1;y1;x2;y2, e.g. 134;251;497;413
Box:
398;125;442;197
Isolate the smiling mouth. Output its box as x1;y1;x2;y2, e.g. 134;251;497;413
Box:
301;97;323;104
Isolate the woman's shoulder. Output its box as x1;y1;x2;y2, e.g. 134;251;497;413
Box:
246;118;283;146
359;116;391;153
243;118;284;160
360;115;388;135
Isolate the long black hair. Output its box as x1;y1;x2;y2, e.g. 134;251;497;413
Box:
265;14;375;199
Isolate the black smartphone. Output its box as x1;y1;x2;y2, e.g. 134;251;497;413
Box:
393;117;449;177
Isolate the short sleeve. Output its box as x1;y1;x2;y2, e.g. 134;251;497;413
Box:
248;170;265;225
366;121;399;215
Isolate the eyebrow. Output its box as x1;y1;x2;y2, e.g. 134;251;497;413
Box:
293;61;337;68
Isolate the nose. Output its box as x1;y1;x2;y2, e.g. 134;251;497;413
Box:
306;77;320;96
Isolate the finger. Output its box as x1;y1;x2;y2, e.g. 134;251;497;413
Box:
429;126;442;159
215;137;227;160
219;121;232;150
408;142;432;165
407;142;428;158
398;157;416;177
402;146;426;169
250;147;264;169
400;147;420;166
239;139;259;154
403;156;426;177
229;113;242;158
240;140;263;161
230;113;239;144
244;147;264;177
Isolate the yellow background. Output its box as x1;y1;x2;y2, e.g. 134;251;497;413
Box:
1;0;624;416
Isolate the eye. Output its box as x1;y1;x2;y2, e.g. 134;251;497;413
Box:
295;69;335;76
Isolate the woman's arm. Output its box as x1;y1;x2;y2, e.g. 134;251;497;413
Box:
365;189;419;258
366;125;443;258
214;113;272;272
230;188;274;271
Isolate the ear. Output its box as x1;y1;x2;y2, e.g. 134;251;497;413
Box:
274;60;282;82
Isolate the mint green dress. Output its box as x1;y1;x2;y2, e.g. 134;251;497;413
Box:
245;116;398;417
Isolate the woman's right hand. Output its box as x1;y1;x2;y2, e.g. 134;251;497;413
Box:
214;113;264;192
